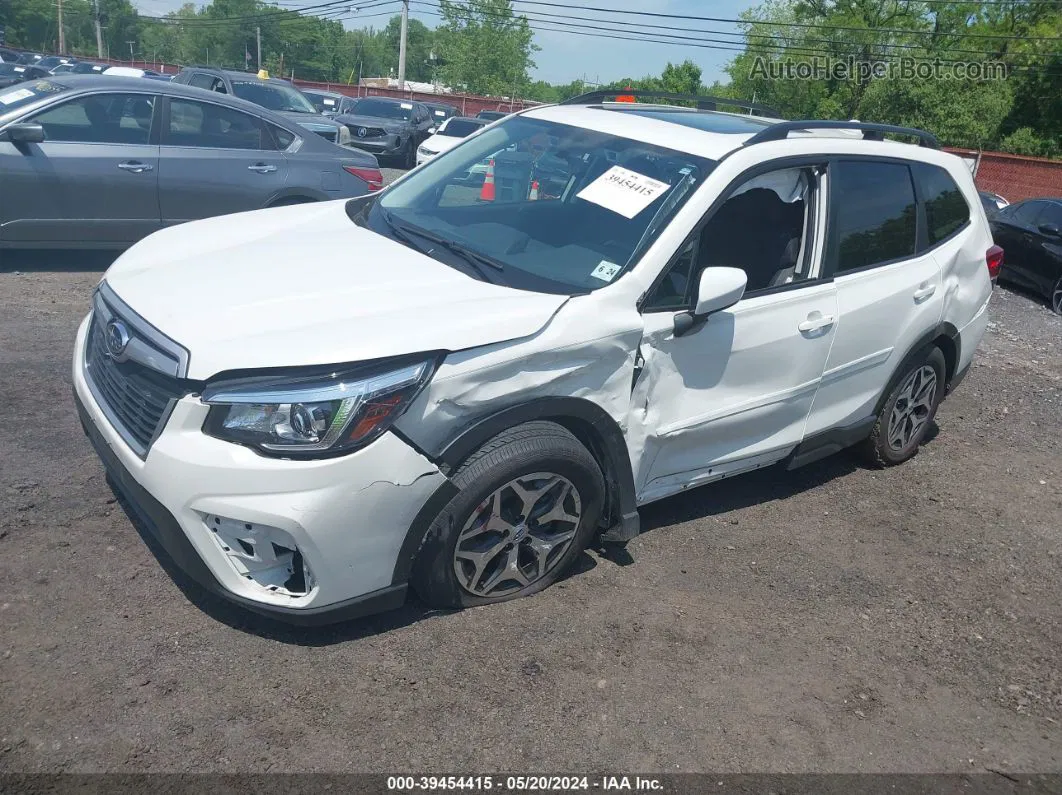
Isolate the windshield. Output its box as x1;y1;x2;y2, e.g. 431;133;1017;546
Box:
351;98;412;121
371;116;714;294
232;80;317;114
306;92;339;113
440;118;484;138
0;80;66;115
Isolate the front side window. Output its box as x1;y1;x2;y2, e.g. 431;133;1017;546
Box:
231;81;316;114
188;73;214;90
351;98;412;121
166;99;262;150
828;160;917;274
370;116;713;294
30;93;154;144
913;162;969;246
644;165;817;310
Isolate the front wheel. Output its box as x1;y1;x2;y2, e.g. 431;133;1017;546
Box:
1051;275;1062;316
859;346;947;467
411;421;604;609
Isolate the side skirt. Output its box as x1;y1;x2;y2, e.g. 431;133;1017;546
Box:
785;415;876;470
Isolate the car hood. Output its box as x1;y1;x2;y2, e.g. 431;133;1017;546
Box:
276;110;341;130
421;133;463;153
334;113;406;132
103;201;569;380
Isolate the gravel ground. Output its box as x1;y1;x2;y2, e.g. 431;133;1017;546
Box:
0;237;1060;774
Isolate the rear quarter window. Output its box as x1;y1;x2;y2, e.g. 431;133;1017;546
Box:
913;162;970;246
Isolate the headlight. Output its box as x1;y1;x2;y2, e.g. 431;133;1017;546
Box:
418;146;434;156
201;357;435;457
338;125;351;145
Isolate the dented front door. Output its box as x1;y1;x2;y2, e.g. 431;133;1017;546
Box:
629;282;839;504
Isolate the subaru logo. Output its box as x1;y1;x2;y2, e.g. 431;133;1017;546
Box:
105;319;131;360
357;127;367;138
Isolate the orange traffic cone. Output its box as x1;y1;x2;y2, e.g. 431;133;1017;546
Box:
529;180;539;201
479;158;496;202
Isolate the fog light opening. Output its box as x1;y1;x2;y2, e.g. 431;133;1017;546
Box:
203;514;315;598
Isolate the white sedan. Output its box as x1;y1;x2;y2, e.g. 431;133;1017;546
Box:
416;116;488;165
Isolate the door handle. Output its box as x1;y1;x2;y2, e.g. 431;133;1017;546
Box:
798;313;836;333
913;283;937;302
248;163;278;173
117;161;153;173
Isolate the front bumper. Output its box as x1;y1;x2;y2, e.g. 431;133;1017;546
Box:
347;133;402;155
72;314;449;625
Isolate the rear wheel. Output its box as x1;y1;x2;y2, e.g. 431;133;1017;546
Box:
411;421;604;609
401;139;416;169
859;346;947;467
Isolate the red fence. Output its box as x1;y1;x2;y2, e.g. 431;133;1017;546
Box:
945;147;1062;202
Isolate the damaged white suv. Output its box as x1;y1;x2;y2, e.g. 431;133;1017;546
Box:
74;92;998;625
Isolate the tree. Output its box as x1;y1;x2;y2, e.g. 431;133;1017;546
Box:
435;0;536;96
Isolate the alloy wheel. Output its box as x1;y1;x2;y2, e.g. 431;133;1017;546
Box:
887;365;938;451
453;472;582;598
1052;278;1062;315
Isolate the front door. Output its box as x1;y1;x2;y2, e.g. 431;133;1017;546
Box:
0;92;160;245
630;163;836;504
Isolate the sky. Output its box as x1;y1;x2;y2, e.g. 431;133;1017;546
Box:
132;0;761;86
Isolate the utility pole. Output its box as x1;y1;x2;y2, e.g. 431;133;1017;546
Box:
256;26;262;71
57;0;66;53
92;0;103;58
127;40;135;62
397;0;409;89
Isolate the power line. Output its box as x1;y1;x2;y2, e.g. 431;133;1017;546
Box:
133;0;397;27
502;0;1062;43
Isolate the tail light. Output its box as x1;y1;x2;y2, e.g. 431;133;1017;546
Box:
343;165;383;192
986;245;1004;280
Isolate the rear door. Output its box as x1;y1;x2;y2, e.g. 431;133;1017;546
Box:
993;201;1045;286
805;159;943;436
0;91;160;245
157;96;289;224
1025;202;1062;296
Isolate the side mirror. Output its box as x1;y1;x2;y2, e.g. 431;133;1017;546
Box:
5;122;45;145
674;267;747;337
1038;222;1060;238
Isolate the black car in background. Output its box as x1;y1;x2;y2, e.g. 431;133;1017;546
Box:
990;197;1062;314
70;62;109;75
423;101;458;127
476;110;508;122
302;88;357;117
0;63;49;88
336;95;435;167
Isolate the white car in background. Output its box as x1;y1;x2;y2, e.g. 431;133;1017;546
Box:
73;91;997;626
417;115;488;165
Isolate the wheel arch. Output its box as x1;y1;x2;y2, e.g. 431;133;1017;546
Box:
873;321;961;417
390;397;640;587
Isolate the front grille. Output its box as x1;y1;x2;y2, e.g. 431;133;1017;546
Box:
85;317;185;456
348;125;386;139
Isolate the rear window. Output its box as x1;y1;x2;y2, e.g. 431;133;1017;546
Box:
913;163;970;246
829;160;917;273
0;80;66;116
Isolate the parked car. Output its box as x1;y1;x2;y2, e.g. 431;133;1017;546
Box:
70;93;996;626
990;197;1062;314
36;55;75;71
49;62;79;74
70;62;109;75
0;63;49;88
423;100;459;127
16;52;44;65
476;110;508;121
0;75;382;250
301;88;357;117
332;95;436;167
416;115;487;165
171;67;351;146
103;66;170;81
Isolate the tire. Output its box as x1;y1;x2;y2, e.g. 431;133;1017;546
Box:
411;421;605;609
1051;276;1062;316
401;139;415;170
859;346;947;467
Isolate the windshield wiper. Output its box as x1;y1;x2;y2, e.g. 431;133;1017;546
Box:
380;210;504;283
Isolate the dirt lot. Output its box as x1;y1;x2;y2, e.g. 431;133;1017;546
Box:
1;249;1060;774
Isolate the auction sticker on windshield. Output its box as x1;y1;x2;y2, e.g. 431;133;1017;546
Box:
576;165;670;219
0;88;34;105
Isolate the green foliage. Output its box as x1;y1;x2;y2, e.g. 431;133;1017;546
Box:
999;127;1062;159
435;0;536;96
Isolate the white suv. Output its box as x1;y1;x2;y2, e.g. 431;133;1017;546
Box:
73;92;999;625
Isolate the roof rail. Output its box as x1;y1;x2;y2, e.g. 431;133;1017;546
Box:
743;120;940;149
560;89;781;118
